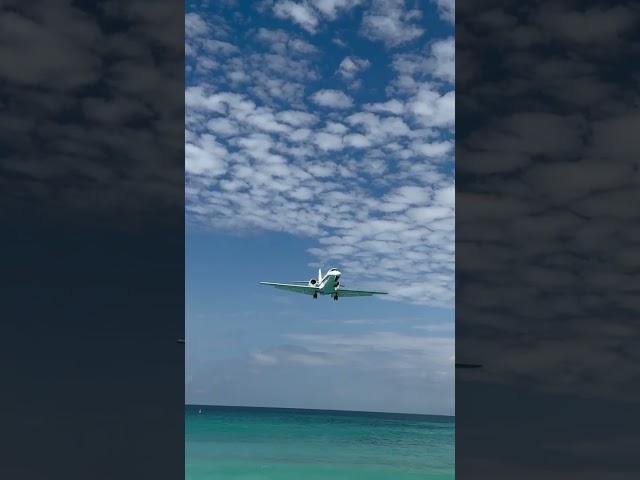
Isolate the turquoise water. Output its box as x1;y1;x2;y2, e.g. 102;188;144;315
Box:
186;405;454;480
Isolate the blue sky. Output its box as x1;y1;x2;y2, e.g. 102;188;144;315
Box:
185;0;454;415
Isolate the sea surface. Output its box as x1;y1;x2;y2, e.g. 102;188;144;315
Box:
185;405;454;480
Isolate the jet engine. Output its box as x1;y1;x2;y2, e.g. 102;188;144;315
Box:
308;278;317;286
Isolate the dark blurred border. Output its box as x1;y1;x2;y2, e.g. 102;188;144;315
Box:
0;1;184;477
456;1;640;478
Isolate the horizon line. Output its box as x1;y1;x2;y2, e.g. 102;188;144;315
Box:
185;403;455;418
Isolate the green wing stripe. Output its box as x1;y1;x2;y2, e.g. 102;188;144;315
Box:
259;282;318;296
336;289;388;297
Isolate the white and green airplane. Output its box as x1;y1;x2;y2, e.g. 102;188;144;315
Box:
260;268;387;301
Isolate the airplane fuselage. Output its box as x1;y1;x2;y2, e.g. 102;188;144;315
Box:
315;268;341;294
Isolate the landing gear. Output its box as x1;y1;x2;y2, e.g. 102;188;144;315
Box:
333;293;338;301
313;292;318;299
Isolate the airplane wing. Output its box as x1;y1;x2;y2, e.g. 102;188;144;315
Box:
336;288;387;297
259;282;318;295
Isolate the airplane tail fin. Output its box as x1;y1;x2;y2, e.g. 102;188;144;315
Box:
318;268;322;282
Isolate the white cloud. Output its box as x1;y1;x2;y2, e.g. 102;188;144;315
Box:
408;205;451;222
409;86;454;128
252;352;278;365
272;0;363;32
188;26;319;106
206;118;239;137
185;135;227;177
427;37;454;83
390;37;455;96
312;0;364;19
432;0;454;24
204;328;453;414
343;133;372;148
314;131;344;150
364;99;405;115
360;0;424;47
413;140;453;158
186;13;235;72
256;28;319;55
285;332;454;372
346;112;411;140
337;55;371;88
324;121;348;134
185;12;455;308
185;13;209;38
252;345;340;367
273;1;320;33
277;110;318;126
203;39;238;55
310;89;354;109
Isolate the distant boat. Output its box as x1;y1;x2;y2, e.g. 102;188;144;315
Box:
455;363;482;369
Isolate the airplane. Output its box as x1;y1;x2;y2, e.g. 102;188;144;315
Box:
260;267;387;301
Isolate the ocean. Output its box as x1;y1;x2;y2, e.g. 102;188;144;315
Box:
185;405;454;480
